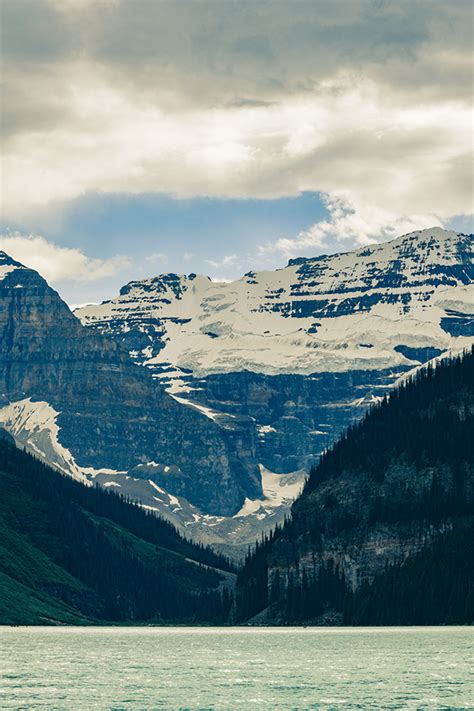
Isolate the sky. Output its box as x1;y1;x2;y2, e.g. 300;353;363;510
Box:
0;0;472;305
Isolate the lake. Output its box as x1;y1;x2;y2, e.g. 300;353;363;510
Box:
0;627;472;709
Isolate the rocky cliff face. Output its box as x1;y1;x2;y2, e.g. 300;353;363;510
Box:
0;252;260;516
178;368;404;474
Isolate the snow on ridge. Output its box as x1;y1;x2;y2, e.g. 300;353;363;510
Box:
170;393;237;425
0;251;31;282
0;399;307;555
0;252;25;282
0;398;90;482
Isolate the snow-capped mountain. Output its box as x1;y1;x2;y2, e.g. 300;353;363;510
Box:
77;227;472;380
0;251;306;558
76;227;473;475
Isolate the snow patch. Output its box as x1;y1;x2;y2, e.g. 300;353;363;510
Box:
257;425;277;436
234;465;306;518
0;399;90;483
170;393;235;424
148;480;166;495
0;264;19;281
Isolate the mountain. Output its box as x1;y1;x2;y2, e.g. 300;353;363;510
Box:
1;228;472;558
0;434;235;625
74;227;473;547
234;347;474;624
0;251;260;519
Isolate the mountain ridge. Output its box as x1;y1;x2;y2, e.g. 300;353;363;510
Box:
0;252;261;517
73;227;472;550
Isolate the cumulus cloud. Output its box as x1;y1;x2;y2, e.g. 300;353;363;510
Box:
0;234;130;283
1;0;472;248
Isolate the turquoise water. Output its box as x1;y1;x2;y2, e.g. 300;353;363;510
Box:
0;627;472;709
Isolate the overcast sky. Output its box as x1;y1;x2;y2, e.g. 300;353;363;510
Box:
1;0;472;304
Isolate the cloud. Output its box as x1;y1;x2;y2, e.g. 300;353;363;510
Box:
145;252;167;264
7;0;468;107
1;0;472;242
267;194;444;257
0;233;130;283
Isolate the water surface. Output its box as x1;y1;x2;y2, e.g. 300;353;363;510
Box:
0;626;472;709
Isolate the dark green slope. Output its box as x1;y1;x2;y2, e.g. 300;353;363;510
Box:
235;347;474;624
0;522;93;625
0;438;235;625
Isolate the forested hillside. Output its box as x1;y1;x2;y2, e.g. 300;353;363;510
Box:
0;436;234;625
235;347;474;624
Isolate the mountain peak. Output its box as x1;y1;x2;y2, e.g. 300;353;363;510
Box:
386;225;464;248
415;226;455;237
76;224;473;384
286;227;465;269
